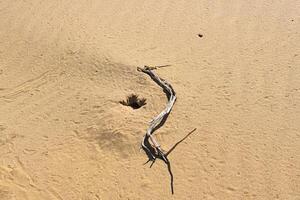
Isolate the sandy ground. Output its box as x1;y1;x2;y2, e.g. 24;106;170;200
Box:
0;0;300;199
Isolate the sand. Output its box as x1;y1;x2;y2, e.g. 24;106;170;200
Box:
0;0;299;199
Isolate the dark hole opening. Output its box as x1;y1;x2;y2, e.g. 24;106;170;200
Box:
119;94;147;109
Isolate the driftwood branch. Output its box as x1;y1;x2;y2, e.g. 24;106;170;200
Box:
137;65;196;194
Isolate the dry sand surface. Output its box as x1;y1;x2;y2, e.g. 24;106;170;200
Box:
0;0;300;199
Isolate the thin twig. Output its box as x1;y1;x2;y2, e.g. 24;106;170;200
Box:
166;160;174;194
155;64;171;68
166;128;197;156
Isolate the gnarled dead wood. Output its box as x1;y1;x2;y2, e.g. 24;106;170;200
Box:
137;65;196;194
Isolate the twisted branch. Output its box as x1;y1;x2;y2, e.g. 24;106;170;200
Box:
137;66;176;163
137;65;196;194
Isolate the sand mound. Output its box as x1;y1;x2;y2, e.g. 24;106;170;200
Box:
0;0;299;199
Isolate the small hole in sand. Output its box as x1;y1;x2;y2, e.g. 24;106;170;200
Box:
119;94;146;109
198;34;203;38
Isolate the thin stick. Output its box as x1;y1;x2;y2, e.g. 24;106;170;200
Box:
166;128;197;156
155;64;171;68
166;161;174;194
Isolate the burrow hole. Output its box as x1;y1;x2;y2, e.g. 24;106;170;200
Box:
119;94;146;109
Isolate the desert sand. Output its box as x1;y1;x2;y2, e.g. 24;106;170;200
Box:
0;0;299;199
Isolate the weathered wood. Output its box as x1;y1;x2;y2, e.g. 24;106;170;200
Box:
137;65;176;194
137;65;196;194
137;66;176;163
